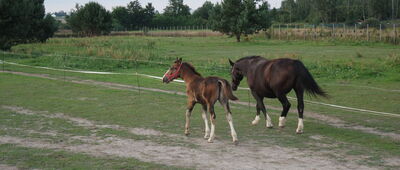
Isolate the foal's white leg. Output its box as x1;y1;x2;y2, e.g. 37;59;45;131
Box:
296;118;304;134
184;109;192;136
266;114;274;128
252;115;261;125
208;119;216;143
226;113;238;144
279;116;286;128
201;108;210;139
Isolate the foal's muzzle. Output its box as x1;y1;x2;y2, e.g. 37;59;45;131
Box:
162;77;170;83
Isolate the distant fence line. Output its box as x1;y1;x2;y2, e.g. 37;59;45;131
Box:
55;23;399;44
270;23;399;44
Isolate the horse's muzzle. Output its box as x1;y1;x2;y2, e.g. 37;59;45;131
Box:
232;84;238;91
162;77;170;83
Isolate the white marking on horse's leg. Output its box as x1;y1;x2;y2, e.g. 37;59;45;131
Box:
296;118;304;134
208;119;216;143
279;116;286;128
226;113;238;143
266;114;274;128
252;115;261;125
184;109;192;135
201;110;210;139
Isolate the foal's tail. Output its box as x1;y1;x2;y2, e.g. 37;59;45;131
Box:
218;79;239;101
295;61;328;98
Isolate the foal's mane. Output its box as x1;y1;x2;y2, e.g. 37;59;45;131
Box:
182;62;202;76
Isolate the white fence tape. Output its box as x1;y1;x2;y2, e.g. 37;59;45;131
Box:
1;60;399;117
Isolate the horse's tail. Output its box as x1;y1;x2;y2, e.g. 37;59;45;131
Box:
295;61;328;98
218;79;238;101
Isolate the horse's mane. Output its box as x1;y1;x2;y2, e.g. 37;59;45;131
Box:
236;56;263;62
183;62;202;76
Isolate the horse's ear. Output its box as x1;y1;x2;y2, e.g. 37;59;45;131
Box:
229;59;235;67
179;58;182;62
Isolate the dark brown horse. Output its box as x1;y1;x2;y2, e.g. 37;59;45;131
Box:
163;58;239;144
229;56;327;134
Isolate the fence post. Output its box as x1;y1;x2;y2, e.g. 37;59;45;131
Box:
380;24;382;41
303;24;306;40
286;24;289;40
343;23;346;39
395;24;397;44
367;24;369;41
332;23;335;38
279;24;281;40
354;24;357;40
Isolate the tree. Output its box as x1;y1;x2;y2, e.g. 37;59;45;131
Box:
0;0;58;50
164;0;191;17
210;0;271;42
67;2;112;36
143;3;156;27
112;6;130;30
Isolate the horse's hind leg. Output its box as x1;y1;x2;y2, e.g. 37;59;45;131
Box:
207;103;216;143
184;101;196;136
201;104;210;139
277;95;291;128
220;100;238;144
294;88;304;134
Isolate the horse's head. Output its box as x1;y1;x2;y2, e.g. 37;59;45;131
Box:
229;59;243;91
162;58;183;83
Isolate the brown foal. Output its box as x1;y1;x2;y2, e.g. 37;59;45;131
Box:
162;58;239;144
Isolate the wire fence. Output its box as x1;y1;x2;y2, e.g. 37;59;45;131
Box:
2;52;399;118
270;23;400;44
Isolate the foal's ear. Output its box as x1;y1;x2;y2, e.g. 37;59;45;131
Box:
179;58;182;62
229;59;235;67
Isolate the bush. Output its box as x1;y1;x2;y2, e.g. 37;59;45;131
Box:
360;18;382;29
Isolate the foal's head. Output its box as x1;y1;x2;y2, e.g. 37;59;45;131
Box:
162;58;183;83
229;59;244;91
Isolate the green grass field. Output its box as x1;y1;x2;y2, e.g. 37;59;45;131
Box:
1;35;399;169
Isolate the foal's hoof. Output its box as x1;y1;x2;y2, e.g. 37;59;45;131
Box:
279;125;285;129
204;135;210;139
296;130;303;134
233;140;239;146
266;125;274;129
184;132;190;136
207;139;214;143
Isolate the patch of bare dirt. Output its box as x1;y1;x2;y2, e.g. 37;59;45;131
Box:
1;106;382;170
0;164;18;170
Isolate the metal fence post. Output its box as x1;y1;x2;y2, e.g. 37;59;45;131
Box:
279;24;281;40
367;24;369;41
286;24;289;40
380;24;382;41
303;24;306;40
354;24;357;40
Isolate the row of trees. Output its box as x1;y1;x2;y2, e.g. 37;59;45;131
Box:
66;0;272;42
277;0;400;24
0;0;58;50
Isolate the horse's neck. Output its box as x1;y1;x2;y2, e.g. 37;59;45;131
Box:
181;69;203;85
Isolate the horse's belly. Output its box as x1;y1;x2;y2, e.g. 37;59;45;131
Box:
264;93;276;98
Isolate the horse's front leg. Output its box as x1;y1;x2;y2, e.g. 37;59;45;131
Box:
185;101;196;136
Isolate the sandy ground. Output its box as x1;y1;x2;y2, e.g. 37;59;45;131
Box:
1;106;379;170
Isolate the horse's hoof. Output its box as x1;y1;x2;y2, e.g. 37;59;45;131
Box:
296;130;303;134
184;132;190;136
204;135;210;139
279;126;285;129
266;125;274;129
233;140;239;146
207;139;214;143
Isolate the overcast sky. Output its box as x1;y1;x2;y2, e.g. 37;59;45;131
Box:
44;0;283;13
